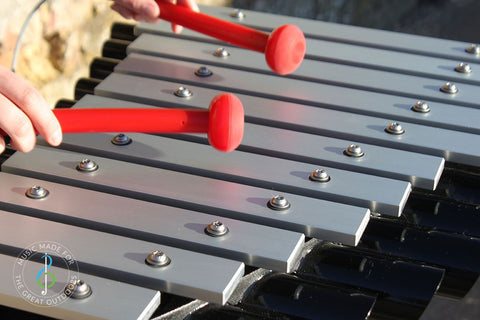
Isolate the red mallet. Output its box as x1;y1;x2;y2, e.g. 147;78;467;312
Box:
1;94;244;152
155;2;306;75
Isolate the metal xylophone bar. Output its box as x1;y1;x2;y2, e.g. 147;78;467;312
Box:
153;5;480;63
91;72;447;190
1;4;479;320
120;37;480;110
109;55;479;166
44;18;480;320
53;62;480;315
0;253;161;320
31;96;480;294
99;36;480;135
104;7;480;318
83;25;476;312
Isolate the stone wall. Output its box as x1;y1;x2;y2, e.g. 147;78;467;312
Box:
0;0;231;107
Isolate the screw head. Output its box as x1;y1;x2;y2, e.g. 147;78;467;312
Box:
205;220;229;237
145;250;171;267
64;280;92;299
111;133;132;146
455;62;472;74
195;66;213;77
385;122;405;135
344;144;364;157
76;159;98;172
174;86;193;98
440;82;458;94
309;169;330;182
267;195;291;211
411;101;431;113
213;47;230;58
230;9;246;19
465;44;480;55
25;185;49;199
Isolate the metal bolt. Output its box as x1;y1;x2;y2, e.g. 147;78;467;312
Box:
267;195;291;211
309;169;330;182
385;122;405;135
344;144;364;157
440;82;458;94
411;101;431;113
76;159;98;172
64;280;92;299
213;47;230;58
465;44;480;55
174;86;193;98
111;133;132;146
230;9;246;19
455;62;472;74
195;66;213;77
205;220;229;237
25;185;49;199
145;250;171;267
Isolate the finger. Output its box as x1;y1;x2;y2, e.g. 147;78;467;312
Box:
111;3;135;20
171;23;183;34
0;93;36;152
169;0;199;33
0;66;62;148
113;0;159;22
142;0;160;20
0;136;5;155
160;0;182;33
133;11;160;24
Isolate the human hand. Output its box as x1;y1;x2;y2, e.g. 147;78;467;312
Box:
0;66;62;154
111;0;199;33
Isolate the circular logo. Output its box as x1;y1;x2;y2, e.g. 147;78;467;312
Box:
13;240;80;307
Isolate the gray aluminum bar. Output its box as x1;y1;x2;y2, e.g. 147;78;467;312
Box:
104;57;480;134
94;73;479;166
0;172;304;272
225;122;443;190
129;32;480;86
96;72;479;136
175;5;479;63
93;77;444;190
52;130;410;217
61;94;411;217
0;253;160;320
2;146;370;246
115;53;480;112
0;210;243;305
136;18;479;64
303;39;480;86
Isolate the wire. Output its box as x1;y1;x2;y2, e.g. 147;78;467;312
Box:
11;0;49;73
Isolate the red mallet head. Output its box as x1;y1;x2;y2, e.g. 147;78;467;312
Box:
264;25;306;75
208;93;244;152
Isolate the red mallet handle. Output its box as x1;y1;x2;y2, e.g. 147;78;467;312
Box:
155;2;306;75
1;94;244;152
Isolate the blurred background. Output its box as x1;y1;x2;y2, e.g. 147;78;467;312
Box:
232;0;480;42
0;0;479;106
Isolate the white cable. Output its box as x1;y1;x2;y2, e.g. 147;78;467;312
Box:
11;0;49;73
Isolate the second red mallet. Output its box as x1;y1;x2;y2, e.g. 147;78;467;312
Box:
155;2;306;75
57;93;244;152
0;94;244;152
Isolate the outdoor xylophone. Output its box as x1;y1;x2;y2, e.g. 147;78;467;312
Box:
0;4;479;320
